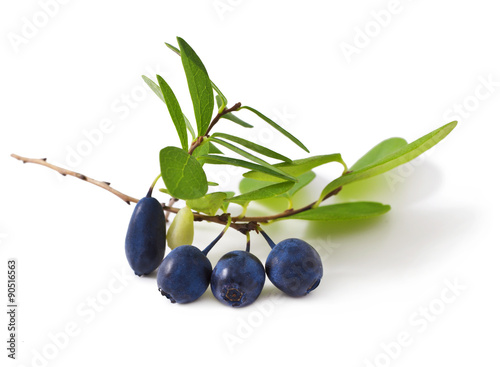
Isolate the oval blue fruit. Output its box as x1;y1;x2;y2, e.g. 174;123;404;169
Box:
157;245;212;304
125;196;166;276
265;238;323;297
211;250;265;307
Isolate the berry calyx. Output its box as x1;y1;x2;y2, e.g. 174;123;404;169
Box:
210;250;266;308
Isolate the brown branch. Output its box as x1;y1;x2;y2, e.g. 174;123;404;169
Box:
187;102;242;155
11;153;343;234
11;154;139;205
205;102;242;136
10;154;265;232
164;197;179;222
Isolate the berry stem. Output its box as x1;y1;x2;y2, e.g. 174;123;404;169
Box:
260;230;276;249
245;232;251;252
201;216;232;256
147;173;162;198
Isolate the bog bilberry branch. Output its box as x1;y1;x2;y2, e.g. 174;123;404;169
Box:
10;154;342;233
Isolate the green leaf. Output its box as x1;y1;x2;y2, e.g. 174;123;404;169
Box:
142;75;166;103
166;42;227;114
243;153;347;182
240;106;309;152
211;132;291;162
209;137;297;181
177;37;214;136
183;114;196;140
282;171;316;198
230;181;295;203
164;42;181;55
159;146;208;200
281;202;391;221
208;142;223;154
198;155;298;182
317;121;458;204
350;137;408;171
240;171;316;198
221;113;254;128
213;87;227;113
156;75;188;151
216;96;253;128
186;192;227;215
142;75;195;142
239;177;273;194
208;181;219;186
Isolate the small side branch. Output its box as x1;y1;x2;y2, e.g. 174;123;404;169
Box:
10;154;139;205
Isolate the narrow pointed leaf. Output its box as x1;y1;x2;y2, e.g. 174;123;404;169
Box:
213;86;227;113
240;171;316;198
211;132;291;162
160;146;208;200
281;171;316;198
243;153;347;182
177;37;214;136
221;113;254;128
167;42;227;111
186;192;227;216
230;181;295;203
240;106;309;152
350;137;408;171
165;42;181;55
282;202;391;221
209;137;296;181
239;178;273;194
198;155;298;182
317;121;458;204
183;114;196;140
142;75;165;103
157;75;188;150
238;171;316;206
208;142;223;154
142;75;196;143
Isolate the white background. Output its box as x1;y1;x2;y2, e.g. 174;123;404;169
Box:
1;1;499;366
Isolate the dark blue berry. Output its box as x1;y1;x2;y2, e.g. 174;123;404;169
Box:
265;238;323;297
125;196;166;276
157;245;212;304
211;251;265;307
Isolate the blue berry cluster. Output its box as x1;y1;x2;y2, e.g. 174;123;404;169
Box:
125;195;323;307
